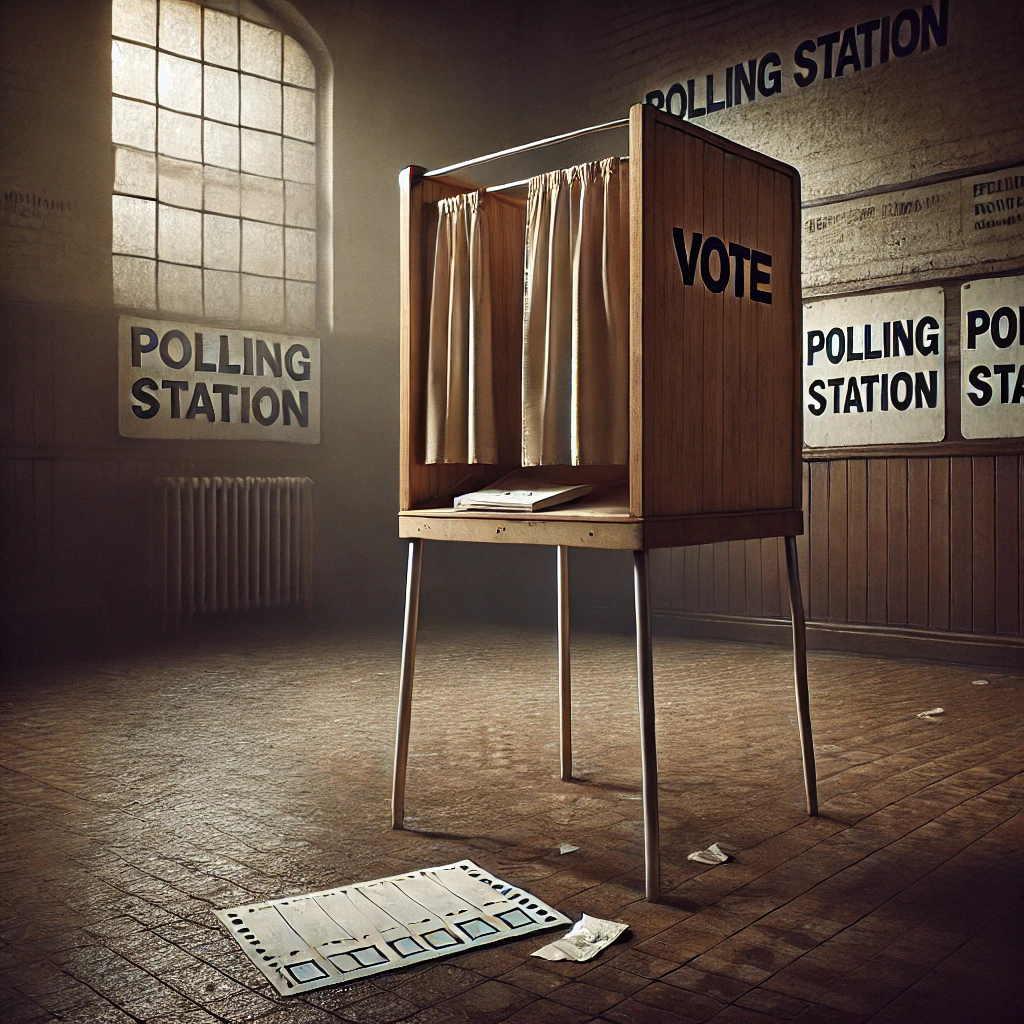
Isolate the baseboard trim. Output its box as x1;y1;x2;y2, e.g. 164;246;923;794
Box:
650;611;1024;669
572;605;1023;669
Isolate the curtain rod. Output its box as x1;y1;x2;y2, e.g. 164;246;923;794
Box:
425;117;629;178
485;155;630;194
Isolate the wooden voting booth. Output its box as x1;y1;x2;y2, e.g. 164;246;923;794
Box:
392;103;815;901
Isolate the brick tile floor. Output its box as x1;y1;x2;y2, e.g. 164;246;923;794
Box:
0;624;1021;1022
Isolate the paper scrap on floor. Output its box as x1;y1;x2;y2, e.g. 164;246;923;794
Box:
688;842;730;865
215;860;569;996
559;843;579;855
917;707;945;718
531;914;628;962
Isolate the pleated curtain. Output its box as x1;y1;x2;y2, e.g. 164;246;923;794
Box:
425;191;497;464
522;157;629;466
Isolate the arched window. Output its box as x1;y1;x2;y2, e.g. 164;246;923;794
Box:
111;0;331;332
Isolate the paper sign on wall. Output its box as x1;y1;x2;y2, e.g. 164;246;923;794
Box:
118;316;320;443
960;275;1024;439
802;288;945;448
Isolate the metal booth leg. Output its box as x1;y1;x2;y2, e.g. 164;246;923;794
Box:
633;549;661;901
557;545;572;781
784;535;818;816
392;538;424;829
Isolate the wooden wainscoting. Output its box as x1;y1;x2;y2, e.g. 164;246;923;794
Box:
651;456;1024;666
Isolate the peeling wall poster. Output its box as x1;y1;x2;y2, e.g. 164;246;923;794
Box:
961;274;1024;439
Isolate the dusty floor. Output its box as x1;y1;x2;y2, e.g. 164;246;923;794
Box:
0;624;1021;1023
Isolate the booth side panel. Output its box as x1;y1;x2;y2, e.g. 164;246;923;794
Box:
628;103;648;518
398;166;422;512
636;106;800;523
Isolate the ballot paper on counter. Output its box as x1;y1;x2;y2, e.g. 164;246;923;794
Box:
454;484;592;512
531;914;628;962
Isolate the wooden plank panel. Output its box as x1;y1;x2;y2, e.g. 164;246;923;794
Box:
771;169;796;510
948;457;973;633
744;537;762;618
67;314;110;446
866;458;887;624
827;460;848;622
33;317;55;446
10;318;35;447
667;547;682;612
0;462;16;611
728;540;745;614
33;460;53;596
721;152;745;512
701;143;725;514
755;163;775;512
847;459;867;623
714;541;730;613
778;535;790;615
994;456;1019;635
928;458;950;630
760;536;781;616
738;158;760;511
683;544;700;611
971;457;995;635
98;461;121;605
646;121;679;515
635;107;798;522
698;542;715;611
0;331;12;445
907;458;930;628
886;458;908;626
808;460;828;620
12;460;34;606
629;104;647;517
678;131;705;515
399;167;426;510
651;548;672;610
797;462;809;612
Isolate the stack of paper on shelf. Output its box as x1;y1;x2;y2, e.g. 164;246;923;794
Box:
454;483;592;512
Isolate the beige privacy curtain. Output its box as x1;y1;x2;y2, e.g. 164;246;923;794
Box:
425;192;497;464
522;157;629;466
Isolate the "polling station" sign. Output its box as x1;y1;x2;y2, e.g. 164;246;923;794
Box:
961;275;1024;439
802;288;945;447
118;316;320;443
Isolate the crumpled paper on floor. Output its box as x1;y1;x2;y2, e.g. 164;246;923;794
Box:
916;707;945;719
531;913;628;962
687;842;730;865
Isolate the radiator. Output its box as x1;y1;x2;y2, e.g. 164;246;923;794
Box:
154;476;313;627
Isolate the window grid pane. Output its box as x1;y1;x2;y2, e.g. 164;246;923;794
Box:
113;0;317;329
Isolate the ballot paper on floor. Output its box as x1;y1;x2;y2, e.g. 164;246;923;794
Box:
531;914;629;962
687;842;731;865
215;860;569;996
